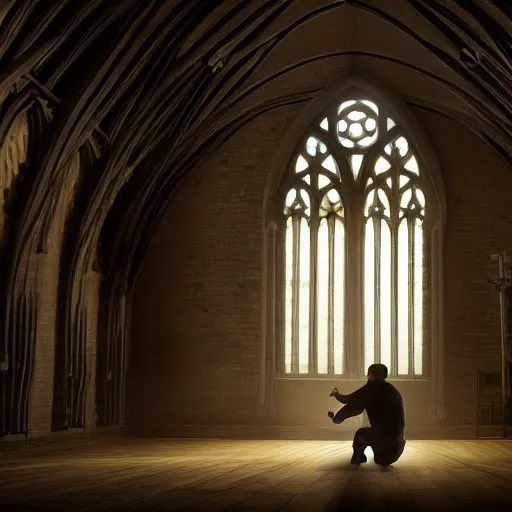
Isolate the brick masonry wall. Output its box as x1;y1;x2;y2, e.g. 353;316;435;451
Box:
419;110;510;427
28;159;80;434
128;5;512;434
26;157;100;435
129;106;301;425
131;91;512;431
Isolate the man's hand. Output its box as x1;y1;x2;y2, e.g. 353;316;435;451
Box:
328;411;334;419
329;387;339;397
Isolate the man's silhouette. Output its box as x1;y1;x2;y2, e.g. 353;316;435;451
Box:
327;363;405;466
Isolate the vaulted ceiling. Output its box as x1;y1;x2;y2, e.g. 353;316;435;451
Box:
0;0;510;294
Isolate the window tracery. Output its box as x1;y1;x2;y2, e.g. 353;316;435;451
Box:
280;97;430;377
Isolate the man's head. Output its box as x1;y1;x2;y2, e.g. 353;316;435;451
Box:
367;363;388;382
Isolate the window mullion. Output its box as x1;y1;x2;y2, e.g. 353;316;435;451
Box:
345;208;355;376
374;215;382;365
391;227;399;376
291;216;300;373
391;171;399;376
309;213;318;375
408;216;415;374
349;204;363;377
328;215;335;375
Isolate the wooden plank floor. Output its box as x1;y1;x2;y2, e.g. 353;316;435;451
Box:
1;438;511;511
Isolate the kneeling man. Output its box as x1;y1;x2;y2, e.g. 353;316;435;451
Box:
327;363;406;466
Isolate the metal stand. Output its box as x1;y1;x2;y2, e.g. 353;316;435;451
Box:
487;251;512;439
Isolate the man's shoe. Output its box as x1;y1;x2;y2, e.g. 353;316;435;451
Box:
350;454;368;464
329;387;339;397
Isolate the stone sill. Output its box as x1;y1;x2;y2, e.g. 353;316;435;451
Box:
274;377;430;383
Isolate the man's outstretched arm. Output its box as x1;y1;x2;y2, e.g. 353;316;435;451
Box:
333;391;351;404
329;385;366;405
329;402;365;424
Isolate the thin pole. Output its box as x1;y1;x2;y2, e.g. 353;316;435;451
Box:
498;254;508;439
499;290;507;439
488;252;510;439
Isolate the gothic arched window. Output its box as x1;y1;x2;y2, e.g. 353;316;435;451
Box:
275;95;441;378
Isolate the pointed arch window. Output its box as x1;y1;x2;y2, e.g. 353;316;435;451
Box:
277;97;438;378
